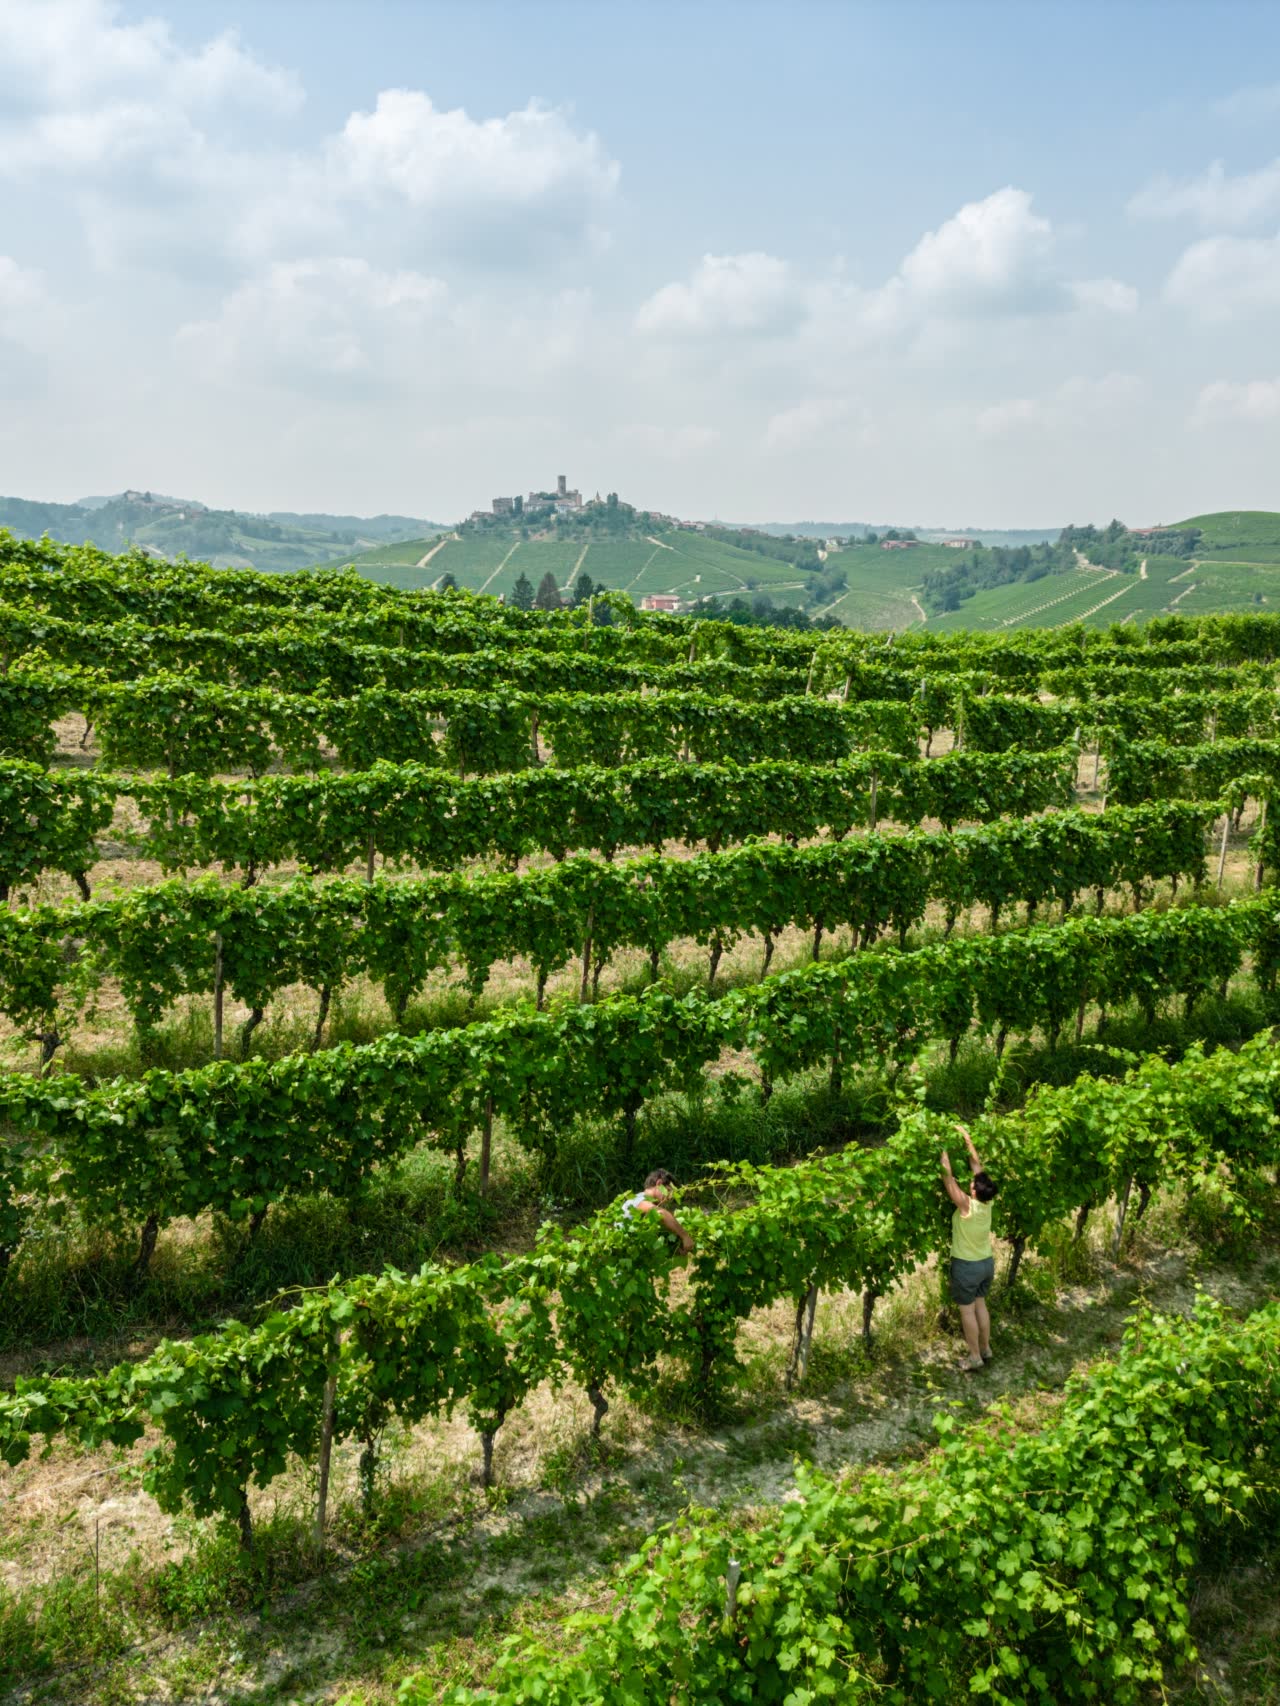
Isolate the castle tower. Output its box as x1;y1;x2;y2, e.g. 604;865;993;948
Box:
557;474;567;497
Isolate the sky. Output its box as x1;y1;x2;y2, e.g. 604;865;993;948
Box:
2;0;1280;527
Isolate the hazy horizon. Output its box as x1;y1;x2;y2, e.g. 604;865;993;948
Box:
2;1;1278;527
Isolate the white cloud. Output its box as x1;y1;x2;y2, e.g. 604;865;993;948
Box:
1070;277;1138;314
901;187;1052;299
1214;83;1280;123
976;373;1142;438
0;5;619;274
0;255;42;314
975;396;1044;437
331;91;618;234
764;398;854;450
1192;377;1280;425
876;187;1056;322
1129;159;1280;229
0;0;299;182
637;188;1075;358
176;258;448;389
1164;230;1280;317
0;0;301;114
615;423;721;456
636;252;805;338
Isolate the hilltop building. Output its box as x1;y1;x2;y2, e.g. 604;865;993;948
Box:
640;593;688;613
485;474;583;518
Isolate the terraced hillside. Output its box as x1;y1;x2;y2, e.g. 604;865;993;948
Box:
338;525;811;606
920;513;1280;632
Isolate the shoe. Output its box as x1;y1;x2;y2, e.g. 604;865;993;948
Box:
981;1351;993;1363
959;1356;984;1372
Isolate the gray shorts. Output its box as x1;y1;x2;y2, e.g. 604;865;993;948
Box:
950;1256;995;1306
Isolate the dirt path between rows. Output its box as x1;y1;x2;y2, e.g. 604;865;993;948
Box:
415;535;453;569
477;539;521;594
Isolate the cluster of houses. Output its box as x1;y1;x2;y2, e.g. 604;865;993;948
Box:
473;474;585;523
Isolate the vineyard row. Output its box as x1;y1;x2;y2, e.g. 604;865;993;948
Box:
3;1029;1278;1571
3;664;1280;779
0;799;1216;1059
5;599;1279;709
0;747;1080;897
416;1296;1280;1706
10;532;1280;669
2;897;1271;1274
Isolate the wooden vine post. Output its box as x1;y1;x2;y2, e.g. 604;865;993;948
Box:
479;1096;495;1196
579;907;595;1002
785;1286;819;1390
213;932;224;1062
1255;798;1268;891
1216;813;1230;891
724;1559;742;1621
313;1321;342;1559
1112;1177;1133;1258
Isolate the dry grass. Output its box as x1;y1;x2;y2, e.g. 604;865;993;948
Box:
1;1198;1272;1612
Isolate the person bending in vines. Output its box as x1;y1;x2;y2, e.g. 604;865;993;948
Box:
941;1123;998;1372
622;1168;695;1253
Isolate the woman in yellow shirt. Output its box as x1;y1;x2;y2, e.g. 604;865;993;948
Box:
941;1121;999;1372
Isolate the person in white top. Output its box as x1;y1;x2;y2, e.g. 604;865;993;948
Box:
622;1168;695;1253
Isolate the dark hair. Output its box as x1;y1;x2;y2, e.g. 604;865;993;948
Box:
972;1171;998;1203
644;1168;675;1189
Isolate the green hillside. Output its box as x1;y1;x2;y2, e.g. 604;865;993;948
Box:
0;491;441;573
817;540;953;630
1174;509;1280;564
334;520;816;611
917;512;1280;632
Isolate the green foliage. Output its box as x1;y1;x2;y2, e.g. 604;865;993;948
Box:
4;1034;1280;1554
421;1296;1280;1705
0;745;1082;891
0;895;1266;1271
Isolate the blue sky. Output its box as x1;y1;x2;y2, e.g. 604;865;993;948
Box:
2;0;1280;526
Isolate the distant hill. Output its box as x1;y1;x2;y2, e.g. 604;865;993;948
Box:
915;509;1280;632
329;495;845;625
723;521;1062;546
914;527;1062;548
1173;510;1280;563
0;491;443;572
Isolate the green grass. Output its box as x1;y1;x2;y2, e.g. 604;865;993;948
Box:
1176;509;1280;558
332;536;444;568
576;540;670;588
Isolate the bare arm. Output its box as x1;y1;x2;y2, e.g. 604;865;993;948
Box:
941;1150;971;1213
954;1121;983;1176
657;1207;695;1253
634;1199;695;1253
